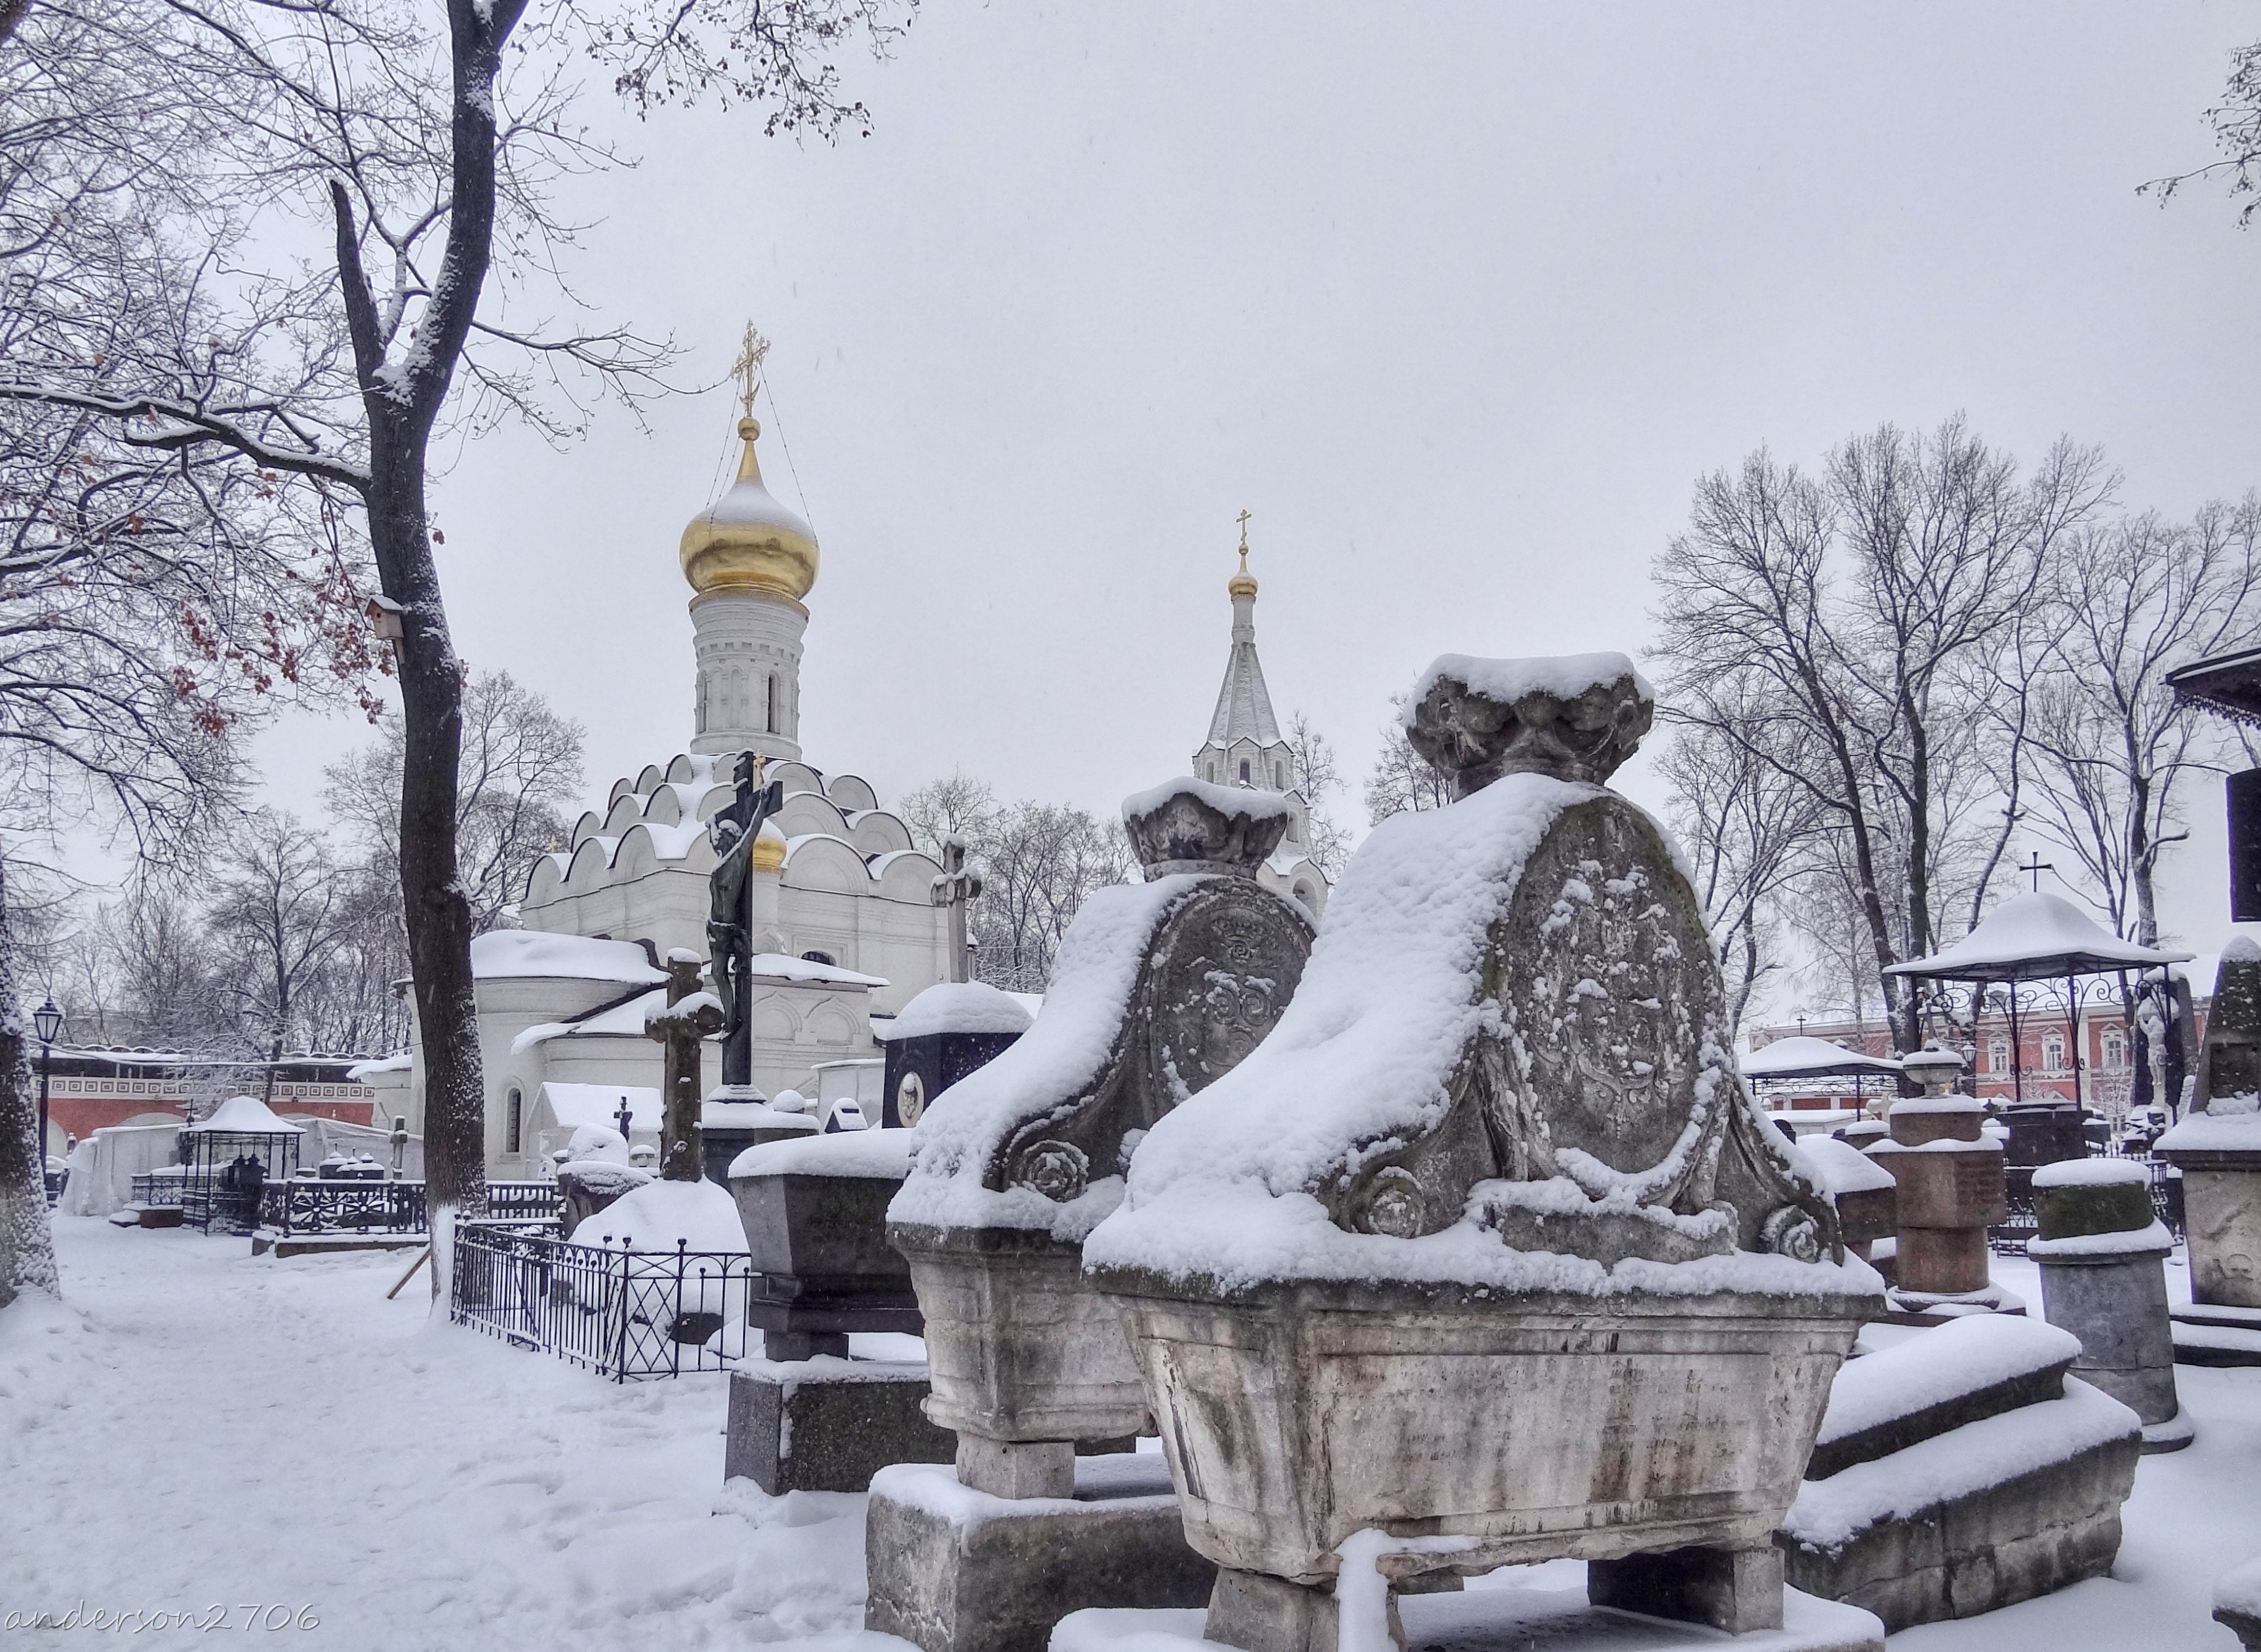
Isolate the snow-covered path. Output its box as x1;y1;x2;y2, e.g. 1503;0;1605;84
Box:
1;1218;879;1650
10;1218;2261;1649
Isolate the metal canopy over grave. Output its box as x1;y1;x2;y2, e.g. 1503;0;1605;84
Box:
1885;890;2189;1111
179;1095;302;1232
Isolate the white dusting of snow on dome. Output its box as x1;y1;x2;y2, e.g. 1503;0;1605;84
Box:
881;981;1033;1041
186;1095;303;1134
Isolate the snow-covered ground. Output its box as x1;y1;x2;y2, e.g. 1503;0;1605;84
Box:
5;1217;2259;1649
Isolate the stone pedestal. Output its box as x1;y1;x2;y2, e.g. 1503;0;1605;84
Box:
1868;1093;2006;1311
2028;1160;2184;1449
555;1158;652;1240
730;1132;922;1362
894;1223;1152;1474
865;1455;1215;1652
724;1358;956;1493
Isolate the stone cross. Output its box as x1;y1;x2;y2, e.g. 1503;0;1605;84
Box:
649;951;725;1182
930;836;983;986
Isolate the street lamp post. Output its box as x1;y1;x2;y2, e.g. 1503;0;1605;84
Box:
32;996;62;1186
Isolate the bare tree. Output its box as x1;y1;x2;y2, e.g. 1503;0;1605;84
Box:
205;813;363;1090
2022;500;2261;944
899;770;999;856
1364;694;1453;824
324;669;584;933
1657;713;1825;1032
0;0;911;1253
1284;710;1351;876
1651;419;2112;1051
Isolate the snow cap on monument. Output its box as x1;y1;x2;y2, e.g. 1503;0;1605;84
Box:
1120;776;1292;876
1404;651;1654;794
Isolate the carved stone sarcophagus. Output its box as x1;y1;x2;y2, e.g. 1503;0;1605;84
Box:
1083;655;1883;1645
888;777;1316;1497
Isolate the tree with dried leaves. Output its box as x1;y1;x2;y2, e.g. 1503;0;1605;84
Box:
0;0;913;1272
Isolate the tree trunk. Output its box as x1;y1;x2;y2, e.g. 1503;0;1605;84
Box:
369;437;485;1236
0;852;58;1305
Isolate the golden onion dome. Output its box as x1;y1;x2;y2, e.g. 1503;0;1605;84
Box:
1227;539;1257;599
679;418;819;602
751;819;788;873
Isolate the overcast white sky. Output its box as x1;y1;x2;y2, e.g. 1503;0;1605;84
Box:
252;2;2261;974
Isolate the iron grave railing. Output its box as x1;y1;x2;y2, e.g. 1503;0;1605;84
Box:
253;1177;559;1236
449;1219;755;1381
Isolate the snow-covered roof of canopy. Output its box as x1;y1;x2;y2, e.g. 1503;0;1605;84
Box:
186;1094;302;1134
535;1082;659;1131
1742;1036;1904;1080
1885;892;2192;983
471;930;665;984
879;981;1032;1041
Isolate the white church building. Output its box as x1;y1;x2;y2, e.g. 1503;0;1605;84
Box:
385;406;957;1177
373;397;1331;1179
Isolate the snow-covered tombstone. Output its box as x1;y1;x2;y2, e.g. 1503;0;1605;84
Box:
880;980;1032;1129
1083;654;1884;1652
888;776;1316;1499
865;779;1314;1652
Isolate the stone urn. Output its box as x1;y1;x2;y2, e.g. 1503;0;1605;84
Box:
1083;655;1883;1651
888;777;1316;1498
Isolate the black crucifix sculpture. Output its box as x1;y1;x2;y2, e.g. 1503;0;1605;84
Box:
707;751;787;1088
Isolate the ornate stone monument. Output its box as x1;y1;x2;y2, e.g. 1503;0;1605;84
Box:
1084;655;1883;1652
867;777;1316;1652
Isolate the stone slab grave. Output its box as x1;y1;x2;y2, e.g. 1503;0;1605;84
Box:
873;776;1317;1652
1775;1313;2140;1632
2026;1156;2189;1451
1083;654;1883;1652
724;1126;950;1494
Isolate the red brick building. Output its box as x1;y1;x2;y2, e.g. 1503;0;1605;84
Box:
41;1049;376;1157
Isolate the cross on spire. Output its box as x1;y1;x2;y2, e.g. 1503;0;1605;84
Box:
732;323;771;422
2020;851;2055;892
1235;509;1252;574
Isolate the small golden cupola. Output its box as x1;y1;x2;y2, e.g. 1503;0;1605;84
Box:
678;327;819;604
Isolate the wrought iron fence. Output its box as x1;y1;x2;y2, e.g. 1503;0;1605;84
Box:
449;1219;756;1381
254;1177;558;1235
129;1171;185;1208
